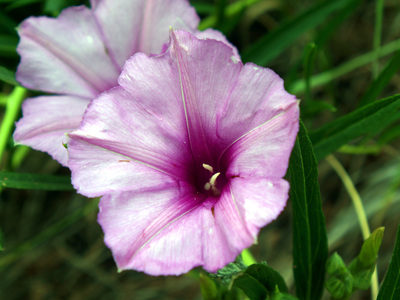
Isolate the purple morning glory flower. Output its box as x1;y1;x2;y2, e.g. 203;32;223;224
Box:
68;30;299;276
13;0;234;166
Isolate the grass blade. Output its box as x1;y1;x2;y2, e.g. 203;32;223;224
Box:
289;121;328;300
242;0;357;65
310;94;400;161
359;51;400;107
0;171;74;191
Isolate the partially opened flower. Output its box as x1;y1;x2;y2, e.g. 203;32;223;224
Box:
13;0;234;166
68;30;299;275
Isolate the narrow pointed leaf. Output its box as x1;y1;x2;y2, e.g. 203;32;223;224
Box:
0;171;73;191
309;94;400;161
289;120;328;300
242;0;356;65
377;225;400;300
347;227;385;289
0;66;18;86
359;51;400;107
359;227;385;267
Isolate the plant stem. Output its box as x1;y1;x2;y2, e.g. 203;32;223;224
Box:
326;155;378;300
0;86;26;167
241;248;257;266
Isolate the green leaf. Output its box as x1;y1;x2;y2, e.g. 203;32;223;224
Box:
199;272;219;300
0;66;18;86
0;172;74;191
233;264;288;299
359;227;385;267
359;51;400;107
309;94;400;161
209;257;247;285
377;225;400;300
241;0;357;65
233;272;268;300
326;253;347;275
288;120;328;300
325;253;354;299
325;274;353;299
233;264;287;300
348;261;375;290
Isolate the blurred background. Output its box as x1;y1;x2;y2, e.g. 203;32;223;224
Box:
0;0;399;299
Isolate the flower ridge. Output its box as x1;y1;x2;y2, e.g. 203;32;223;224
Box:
68;30;299;275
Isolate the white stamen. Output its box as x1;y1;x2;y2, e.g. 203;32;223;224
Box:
209;172;221;186
202;163;214;173
202;164;222;196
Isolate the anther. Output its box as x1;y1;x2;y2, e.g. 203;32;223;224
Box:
202;163;214;173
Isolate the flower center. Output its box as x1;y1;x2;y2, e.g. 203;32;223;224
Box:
202;163;222;196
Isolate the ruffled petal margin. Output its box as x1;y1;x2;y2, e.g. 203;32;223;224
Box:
13;95;89;166
16;5;119;98
98;185;260;275
91;0;199;67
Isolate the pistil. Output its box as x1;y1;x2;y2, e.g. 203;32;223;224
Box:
202;164;221;196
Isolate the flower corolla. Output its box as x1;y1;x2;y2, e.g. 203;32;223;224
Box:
68;30;299;275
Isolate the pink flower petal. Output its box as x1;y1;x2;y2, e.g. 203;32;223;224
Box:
13;95;89;166
169;30;242;164
98;188;204;275
91;0;200;68
228;177;290;237
98;186;257;275
195;28;240;59
223;102;299;178
216;63;298;148
68;86;192;197
16;6;119;98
